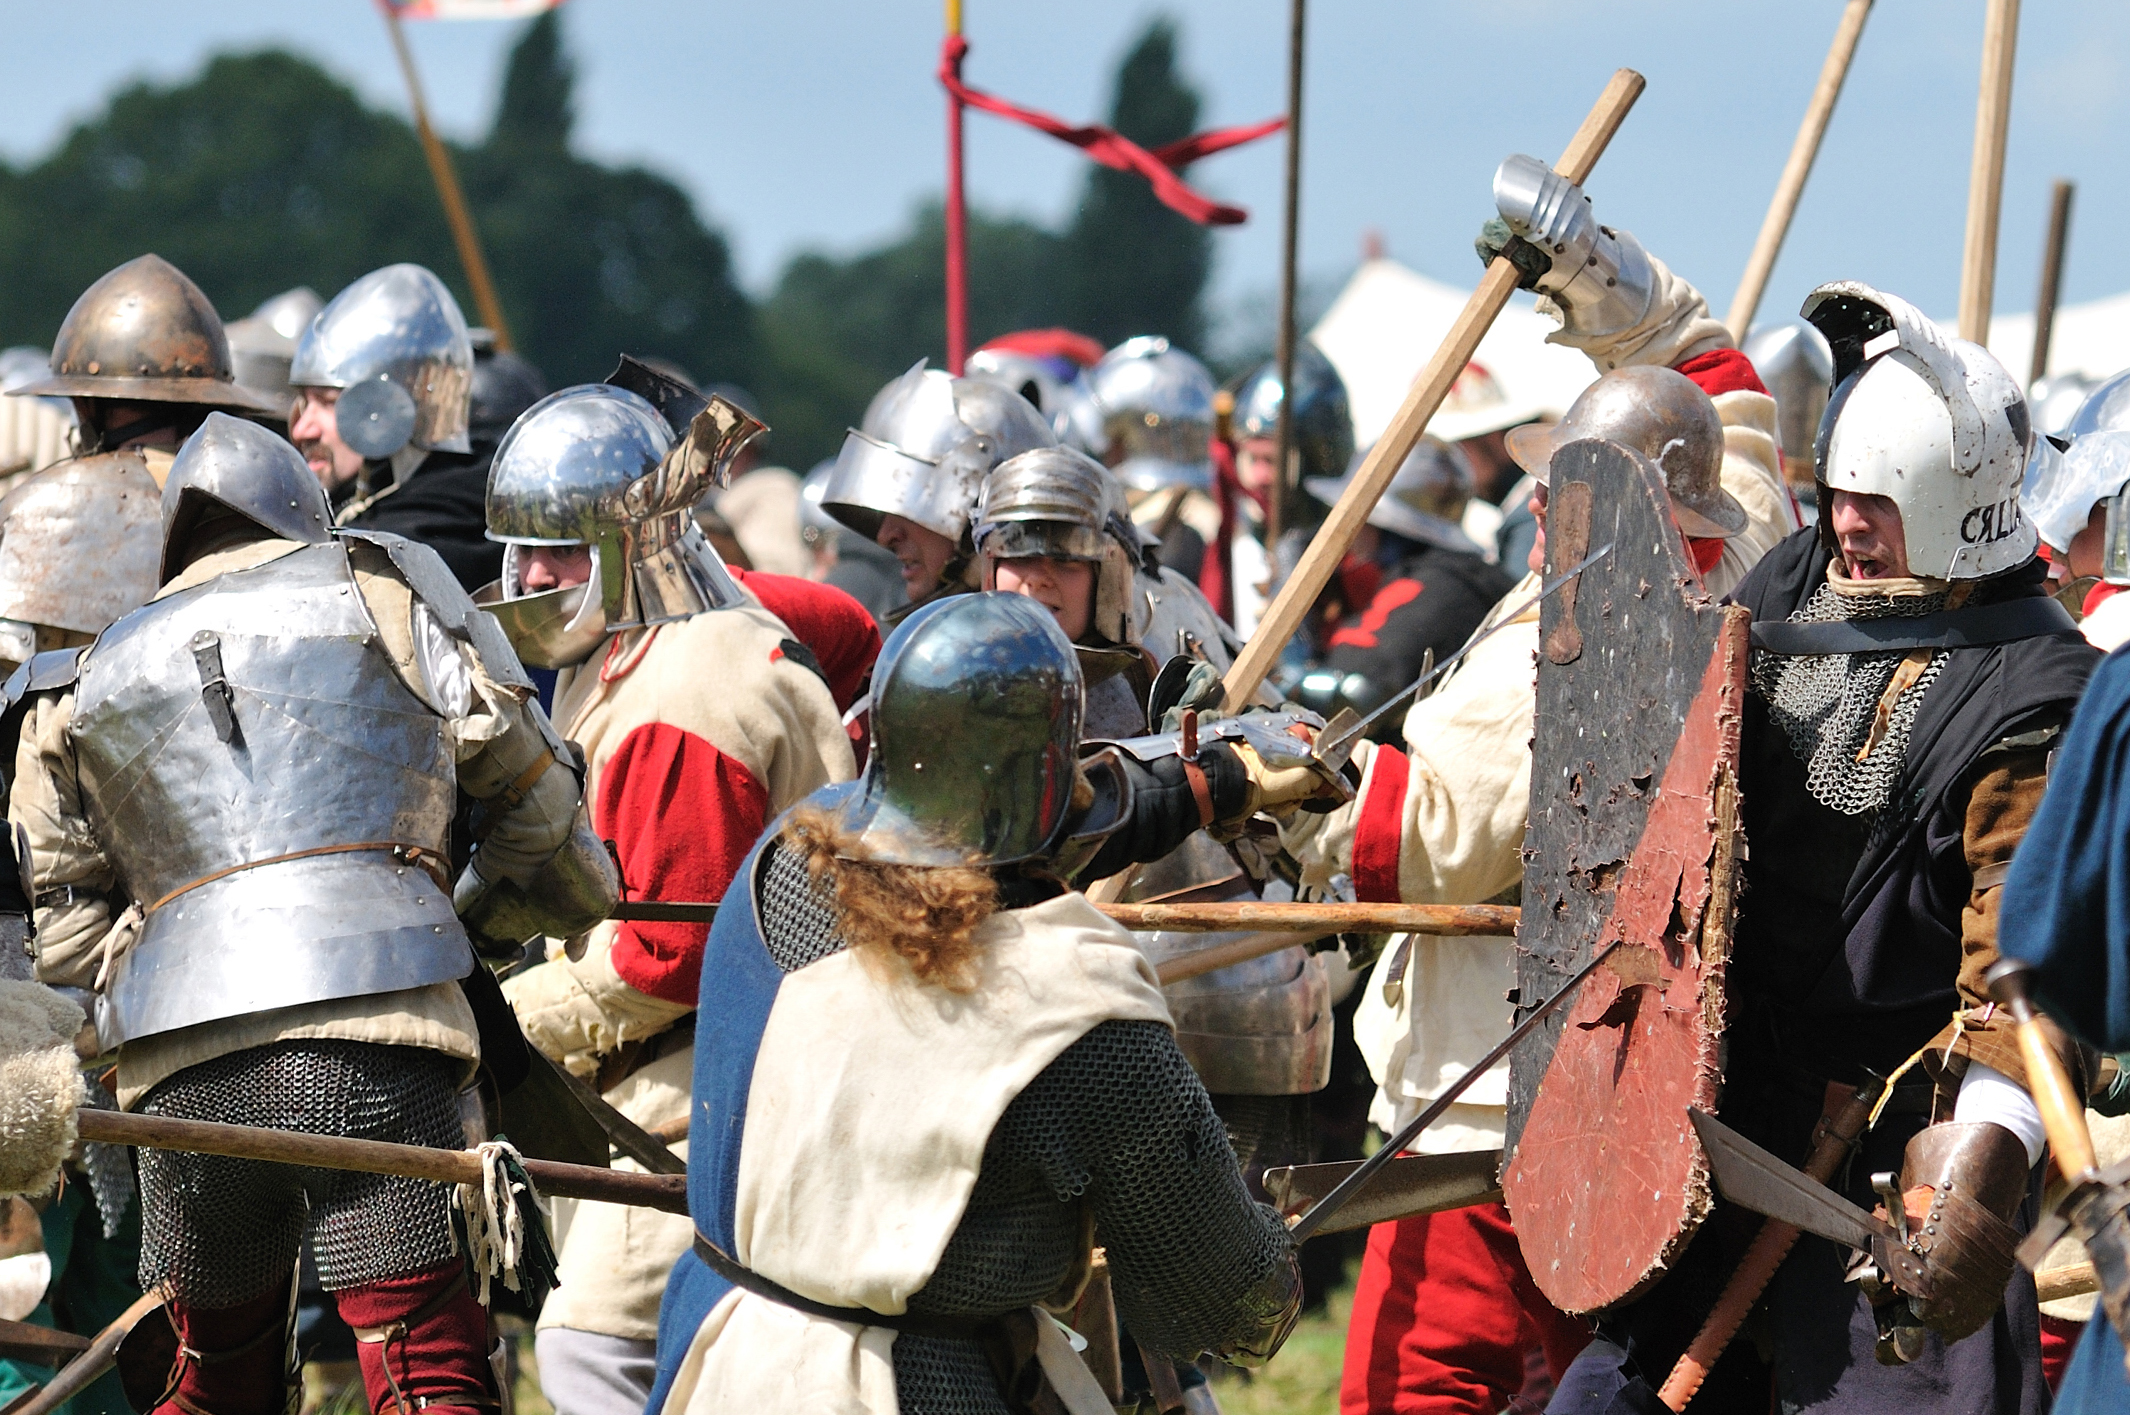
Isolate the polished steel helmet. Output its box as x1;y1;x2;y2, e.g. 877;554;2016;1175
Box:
1231;341;1356;488
1305;437;1480;553
1505;365;1747;538
1084;336;1215;493
820;363;1056;542
159;412;333;581
2025;368;2130;560
831;591;1083;867
223;287;323;410
0;453;162;634
481;383;764;666
470;349;549;444
1743;320;1834;477
973;446;1145;646
289;264;474;458
2029;372;2099;439
965;346;1070;418
9;255;280;415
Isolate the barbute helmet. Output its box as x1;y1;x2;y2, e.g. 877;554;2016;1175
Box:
1804;281;2033;580
159;412;332;582
290;264;474;458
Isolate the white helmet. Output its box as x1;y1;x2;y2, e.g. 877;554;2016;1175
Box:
1802;282;2034;581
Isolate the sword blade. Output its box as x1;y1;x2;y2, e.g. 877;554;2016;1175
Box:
1263;1150;1502;1236
1689;1108;1890;1250
1318;542;1614;770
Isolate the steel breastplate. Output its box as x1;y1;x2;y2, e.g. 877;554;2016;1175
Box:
73;541;469;1045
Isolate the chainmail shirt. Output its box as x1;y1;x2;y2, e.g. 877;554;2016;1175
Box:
751;839;1295;1415
136;1039;465;1308
1750;579;1951;816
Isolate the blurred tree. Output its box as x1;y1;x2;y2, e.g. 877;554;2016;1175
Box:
0;14;756;394
1060;19;1211;352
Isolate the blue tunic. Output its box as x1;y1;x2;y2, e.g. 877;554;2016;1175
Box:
2001;644;2130;1412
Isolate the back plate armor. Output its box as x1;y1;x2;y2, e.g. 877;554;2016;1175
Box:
74;540;470;1046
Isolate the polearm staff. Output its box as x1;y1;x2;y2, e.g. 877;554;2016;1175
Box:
942;0;969;373
1723;0;1874;341
2029;178;2074;388
1219;68;1647;711
1958;0;2021;345
378;0;516;351
1268;0;1306;551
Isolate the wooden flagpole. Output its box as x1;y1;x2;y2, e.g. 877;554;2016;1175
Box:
943;0;970;374
382;2;517;350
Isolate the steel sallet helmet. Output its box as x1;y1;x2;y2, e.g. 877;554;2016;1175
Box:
289;264;474;459
159;412;333;582
965;347;1069;419
1742;320;1834;479
10;255;280;416
829;591;1083;867
1803;281;2034;580
1504;365;1747;539
1084;336;1216;493
1230;341;1356;488
973;446;1146;648
1304;437;1480;554
820;362;1056;543
0;454;162;635
481;382;765;667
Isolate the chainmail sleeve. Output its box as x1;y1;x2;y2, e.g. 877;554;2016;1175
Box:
991;1018;1298;1359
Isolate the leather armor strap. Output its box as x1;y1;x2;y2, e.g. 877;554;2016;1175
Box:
692;1233;998;1341
1750;597;2076;655
146;841;449;915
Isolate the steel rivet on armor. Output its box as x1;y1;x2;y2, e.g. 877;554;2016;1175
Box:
432;926;444;933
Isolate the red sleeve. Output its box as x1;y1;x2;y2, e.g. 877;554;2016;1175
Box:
730;568;882;713
1674;347;1769;399
595;722;771;1005
1351;745;1411;904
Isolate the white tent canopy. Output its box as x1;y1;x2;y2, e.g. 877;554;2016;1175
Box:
1306;258;1597;448
1308;256;2130;450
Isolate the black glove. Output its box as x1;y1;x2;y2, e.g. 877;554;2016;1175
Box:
1474;215;1553;292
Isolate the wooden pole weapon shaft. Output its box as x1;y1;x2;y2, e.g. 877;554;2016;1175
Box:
1268;0;1306;551
382;6;515;351
73;1109;687;1215
1219;69;1645;711
1724;0;1873;341
2029;179;2074;388
942;0;969;374
1959;0;2022;345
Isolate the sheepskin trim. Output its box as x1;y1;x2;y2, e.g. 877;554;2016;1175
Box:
0;981;88;1197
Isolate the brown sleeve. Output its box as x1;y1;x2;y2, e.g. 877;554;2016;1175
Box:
1919;745;2088;1099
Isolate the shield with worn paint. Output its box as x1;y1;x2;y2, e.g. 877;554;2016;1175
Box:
1502;437;1749;1315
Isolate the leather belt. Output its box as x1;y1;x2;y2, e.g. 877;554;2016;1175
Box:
1749;597;2076;655
146;841;450;914
691;1233;996;1341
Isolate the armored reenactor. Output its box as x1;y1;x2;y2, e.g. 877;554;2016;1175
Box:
2020;368;2130;649
647;591;1356;1415
477;380;856;1415
818;364;1055;619
1224;343;1356;634
0;255;281;674
9;412;605;1415
1280;146;1798;1409
1742;317;1836;512
1546;284;2097;1411
1292;437;1512;732
288;264;506;591
1074;336;1224;585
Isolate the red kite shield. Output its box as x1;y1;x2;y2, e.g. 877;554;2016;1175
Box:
1502;437;1748;1315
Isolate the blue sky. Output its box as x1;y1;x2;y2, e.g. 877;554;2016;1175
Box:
5;2;2128;346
